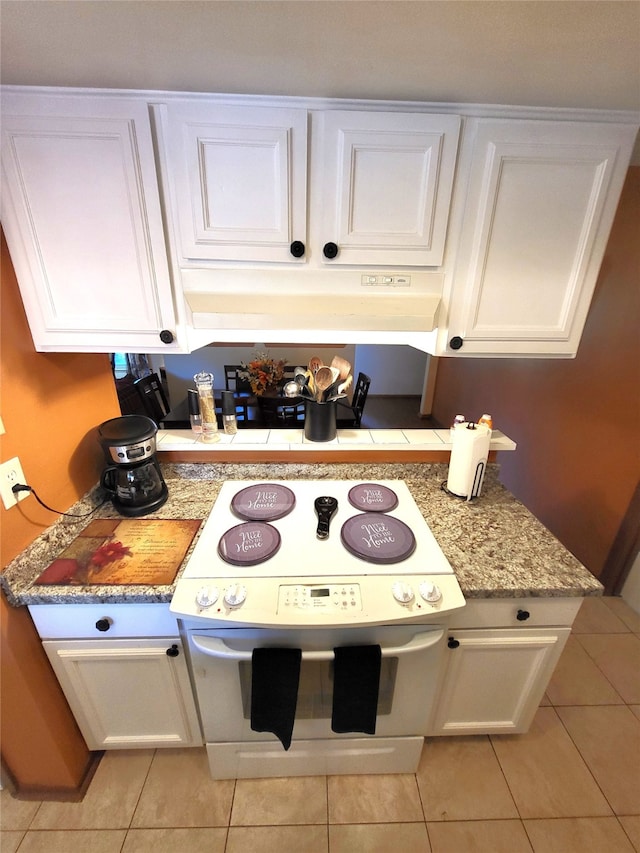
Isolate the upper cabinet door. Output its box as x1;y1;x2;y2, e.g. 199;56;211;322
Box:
319;110;461;266
443;119;637;357
1;92;180;353
162;103;308;263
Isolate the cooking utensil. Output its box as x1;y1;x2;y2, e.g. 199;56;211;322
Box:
337;374;353;395
314;495;338;539
282;380;300;397
308;356;322;375
304;369;315;396
330;355;351;381
314;366;334;402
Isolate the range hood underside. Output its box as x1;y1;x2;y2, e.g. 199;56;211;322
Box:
185;291;441;333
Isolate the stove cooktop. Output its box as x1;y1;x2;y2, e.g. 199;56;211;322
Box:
170;481;466;628
180;480;454;580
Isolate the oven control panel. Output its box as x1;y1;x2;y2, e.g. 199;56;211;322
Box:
278;583;362;613
171;574;466;628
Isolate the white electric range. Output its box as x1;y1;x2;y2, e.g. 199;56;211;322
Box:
170;479;466;779
170;479;465;628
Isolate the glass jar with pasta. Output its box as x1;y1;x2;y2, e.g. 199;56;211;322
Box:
193;371;220;443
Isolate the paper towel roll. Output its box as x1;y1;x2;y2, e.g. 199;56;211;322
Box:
447;423;492;500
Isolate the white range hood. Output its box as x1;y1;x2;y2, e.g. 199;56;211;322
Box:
181;269;443;351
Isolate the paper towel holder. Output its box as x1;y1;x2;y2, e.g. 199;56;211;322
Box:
440;459;486;501
443;420;492;501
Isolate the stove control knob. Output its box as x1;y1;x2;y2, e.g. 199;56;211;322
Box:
419;582;442;603
224;584;247;608
392;582;414;604
195;586;219;609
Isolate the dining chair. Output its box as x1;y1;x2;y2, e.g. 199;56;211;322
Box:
134;373;170;424
336;372;371;428
115;375;149;417
257;395;305;428
224;365;253;394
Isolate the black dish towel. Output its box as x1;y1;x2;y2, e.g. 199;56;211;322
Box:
250;647;302;751
331;645;382;735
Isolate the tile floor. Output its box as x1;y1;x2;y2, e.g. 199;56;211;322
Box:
2;596;639;852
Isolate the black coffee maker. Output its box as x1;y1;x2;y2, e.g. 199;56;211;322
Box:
98;415;168;516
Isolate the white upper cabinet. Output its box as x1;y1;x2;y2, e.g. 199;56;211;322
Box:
160;102;308;264
440;118;637;357
1;91;182;353
160;101;460;267
319;110;460;266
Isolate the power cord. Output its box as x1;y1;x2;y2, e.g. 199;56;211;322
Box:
12;483;108;518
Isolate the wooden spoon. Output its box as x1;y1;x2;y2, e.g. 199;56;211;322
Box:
314;366;334;402
331;355;351;382
308;356;322;375
337;374;353;396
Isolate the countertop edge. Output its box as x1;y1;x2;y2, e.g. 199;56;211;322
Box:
2;463;603;606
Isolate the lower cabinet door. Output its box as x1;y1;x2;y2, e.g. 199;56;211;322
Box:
428;627;570;735
43;638;202;749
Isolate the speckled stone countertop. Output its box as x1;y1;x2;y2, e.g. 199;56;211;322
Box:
1;462;603;607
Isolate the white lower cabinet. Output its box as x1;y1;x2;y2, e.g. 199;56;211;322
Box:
427;598;580;735
30;604;202;750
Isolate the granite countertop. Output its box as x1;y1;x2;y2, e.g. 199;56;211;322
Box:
1;462;603;607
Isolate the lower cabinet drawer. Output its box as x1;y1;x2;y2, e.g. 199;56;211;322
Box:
449;597;584;630
28;602;178;639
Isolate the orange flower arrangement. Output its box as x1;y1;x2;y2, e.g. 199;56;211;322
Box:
238;351;286;396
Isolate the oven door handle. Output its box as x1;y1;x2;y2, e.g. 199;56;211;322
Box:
190;629;445;661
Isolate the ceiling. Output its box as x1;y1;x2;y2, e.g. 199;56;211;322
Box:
2;1;639;156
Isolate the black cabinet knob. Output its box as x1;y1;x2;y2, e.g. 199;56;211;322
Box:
449;336;464;350
290;240;305;258
516;609;531;621
159;329;174;344
323;242;339;259
95;618;112;632
166;644;180;658
447;637;460;649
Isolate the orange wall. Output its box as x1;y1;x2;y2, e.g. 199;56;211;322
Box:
432;167;640;579
0;231;121;567
1;229;121;793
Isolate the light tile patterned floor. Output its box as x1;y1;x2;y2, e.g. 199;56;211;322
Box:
1;596;639;852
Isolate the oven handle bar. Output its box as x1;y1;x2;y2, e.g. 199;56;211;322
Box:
190;629;445;662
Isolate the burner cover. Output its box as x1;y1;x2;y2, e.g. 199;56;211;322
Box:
340;513;416;564
348;483;398;513
231;483;296;521
218;522;281;566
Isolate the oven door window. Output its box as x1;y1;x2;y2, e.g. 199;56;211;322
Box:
238;657;398;720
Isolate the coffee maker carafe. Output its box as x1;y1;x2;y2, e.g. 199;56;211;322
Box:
98;415;168;516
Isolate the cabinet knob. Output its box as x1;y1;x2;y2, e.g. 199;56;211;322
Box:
323;242;339;259
159;329;174;344
166;644;180;658
449;336;464;350
95;618;112;632
290;240;305;258
447;637;460;649
516;609;531;621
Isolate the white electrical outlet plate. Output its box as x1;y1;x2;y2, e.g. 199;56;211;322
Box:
0;457;30;510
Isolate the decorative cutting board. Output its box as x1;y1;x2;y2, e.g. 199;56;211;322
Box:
35;518;202;586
